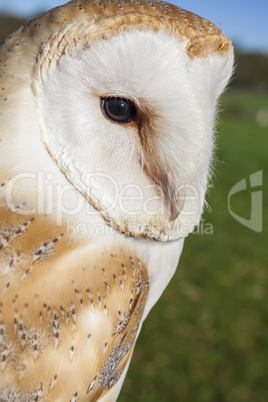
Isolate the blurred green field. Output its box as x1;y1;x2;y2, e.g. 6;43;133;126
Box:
119;89;268;402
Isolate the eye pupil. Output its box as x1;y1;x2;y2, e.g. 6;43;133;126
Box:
101;97;137;124
109;100;128;117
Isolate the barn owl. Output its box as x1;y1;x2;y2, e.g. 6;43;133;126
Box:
0;0;233;400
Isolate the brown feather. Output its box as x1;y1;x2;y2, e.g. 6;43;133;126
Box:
0;206;149;401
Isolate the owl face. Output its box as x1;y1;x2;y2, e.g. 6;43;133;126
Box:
29;1;233;241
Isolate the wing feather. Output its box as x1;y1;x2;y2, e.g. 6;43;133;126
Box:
0;206;149;401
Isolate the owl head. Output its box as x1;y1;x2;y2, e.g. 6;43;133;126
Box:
1;0;234;241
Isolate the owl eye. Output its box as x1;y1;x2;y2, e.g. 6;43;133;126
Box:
101;97;137;124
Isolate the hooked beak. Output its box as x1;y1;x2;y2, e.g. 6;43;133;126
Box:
136;107;184;222
143;161;184;222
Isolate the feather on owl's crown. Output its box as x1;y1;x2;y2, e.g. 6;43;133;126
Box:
14;0;232;61
67;0;232;58
2;0;233;103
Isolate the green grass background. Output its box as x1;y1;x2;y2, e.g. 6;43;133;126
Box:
119;90;268;402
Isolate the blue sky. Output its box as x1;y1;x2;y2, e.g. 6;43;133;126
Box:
0;0;267;53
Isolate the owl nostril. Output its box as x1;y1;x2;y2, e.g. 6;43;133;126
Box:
100;97;137;124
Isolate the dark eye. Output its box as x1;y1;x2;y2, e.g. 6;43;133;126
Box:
101;97;137;124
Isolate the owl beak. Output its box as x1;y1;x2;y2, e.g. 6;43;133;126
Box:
137;115;184;222
144;162;184;222
161;174;184;222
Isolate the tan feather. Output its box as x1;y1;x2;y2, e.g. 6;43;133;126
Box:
0;205;149;400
